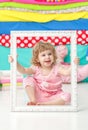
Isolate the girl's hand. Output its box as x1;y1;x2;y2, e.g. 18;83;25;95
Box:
8;55;14;63
74;57;80;65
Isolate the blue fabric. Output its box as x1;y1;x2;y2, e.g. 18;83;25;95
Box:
86;47;88;57
0;46;32;70
0;45;88;82
65;45;88;65
0;19;88;34
0;46;10;70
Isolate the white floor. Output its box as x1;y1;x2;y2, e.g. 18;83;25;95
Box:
0;83;88;130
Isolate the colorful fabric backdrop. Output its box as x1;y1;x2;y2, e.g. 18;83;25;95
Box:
0;1;88;82
0;30;88;48
0;44;88;82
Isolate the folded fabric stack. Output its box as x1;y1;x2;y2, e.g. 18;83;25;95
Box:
0;0;88;83
0;71;23;90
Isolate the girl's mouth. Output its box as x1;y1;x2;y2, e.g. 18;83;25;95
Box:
44;60;51;64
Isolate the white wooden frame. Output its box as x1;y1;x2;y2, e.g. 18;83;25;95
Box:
10;31;77;112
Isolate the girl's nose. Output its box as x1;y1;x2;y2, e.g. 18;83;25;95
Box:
46;55;50;58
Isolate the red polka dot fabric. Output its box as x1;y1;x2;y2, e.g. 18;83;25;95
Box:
16;36;70;48
0;34;10;47
77;30;88;45
0;31;88;48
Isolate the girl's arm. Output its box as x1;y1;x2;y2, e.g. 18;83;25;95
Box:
58;57;79;76
58;65;71;76
17;62;34;75
8;55;34;75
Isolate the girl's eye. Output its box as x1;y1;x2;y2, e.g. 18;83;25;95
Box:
48;53;52;55
42;54;45;57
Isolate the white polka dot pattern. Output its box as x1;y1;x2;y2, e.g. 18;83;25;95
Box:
0;34;10;47
77;30;88;45
0;31;88;48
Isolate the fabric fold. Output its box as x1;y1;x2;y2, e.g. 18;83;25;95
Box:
0;10;88;21
11;0;86;5
1;19;88;34
0;2;88;11
0;6;88;13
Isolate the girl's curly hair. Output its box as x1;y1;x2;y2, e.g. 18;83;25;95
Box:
31;41;57;66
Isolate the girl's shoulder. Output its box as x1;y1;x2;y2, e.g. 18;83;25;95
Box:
52;64;59;73
55;63;63;68
54;63;63;74
30;65;40;72
54;63;60;69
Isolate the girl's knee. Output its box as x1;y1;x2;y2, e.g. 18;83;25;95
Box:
25;85;32;88
23;76;36;88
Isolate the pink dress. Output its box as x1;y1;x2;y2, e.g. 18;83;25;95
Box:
23;65;71;104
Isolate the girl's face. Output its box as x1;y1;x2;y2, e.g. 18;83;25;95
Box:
38;50;54;68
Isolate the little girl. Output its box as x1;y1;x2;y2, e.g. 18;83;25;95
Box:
56;45;88;83
9;42;78;106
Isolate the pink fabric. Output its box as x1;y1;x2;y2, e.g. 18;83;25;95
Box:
0;78;23;83
61;64;88;83
0;0;11;2
56;45;68;59
23;65;71;104
76;65;88;82
12;0;86;5
56;45;88;83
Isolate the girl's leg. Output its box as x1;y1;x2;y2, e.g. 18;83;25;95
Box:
37;98;65;105
23;77;37;105
25;85;36;104
37;92;71;105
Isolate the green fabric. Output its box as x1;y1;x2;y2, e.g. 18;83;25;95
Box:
0;45;88;82
0;84;2;87
0;2;88;11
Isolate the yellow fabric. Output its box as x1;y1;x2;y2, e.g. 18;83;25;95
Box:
0;10;88;22
2;83;22;87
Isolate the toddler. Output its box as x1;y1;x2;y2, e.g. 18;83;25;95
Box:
9;42;78;106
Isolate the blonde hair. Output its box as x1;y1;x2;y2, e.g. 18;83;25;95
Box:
31;41;57;66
